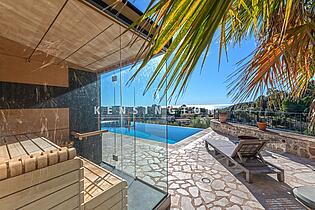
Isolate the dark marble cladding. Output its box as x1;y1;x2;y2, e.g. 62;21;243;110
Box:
0;68;102;164
68;69;98;133
0;81;67;109
68;69;102;164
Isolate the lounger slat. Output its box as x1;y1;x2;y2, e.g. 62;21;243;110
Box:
206;139;236;147
206;139;236;157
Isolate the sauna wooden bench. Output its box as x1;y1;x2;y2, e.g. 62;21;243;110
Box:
0;134;127;210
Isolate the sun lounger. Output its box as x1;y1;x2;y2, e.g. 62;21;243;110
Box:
293;186;315;209
205;136;284;183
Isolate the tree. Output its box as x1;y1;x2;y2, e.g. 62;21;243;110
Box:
255;96;267;111
282;81;314;113
127;0;314;120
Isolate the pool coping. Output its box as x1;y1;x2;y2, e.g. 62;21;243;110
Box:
168;128;211;149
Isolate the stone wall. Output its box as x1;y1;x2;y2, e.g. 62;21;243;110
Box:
210;119;315;160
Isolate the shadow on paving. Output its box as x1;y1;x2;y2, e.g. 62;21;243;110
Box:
235;173;305;209
205;141;307;210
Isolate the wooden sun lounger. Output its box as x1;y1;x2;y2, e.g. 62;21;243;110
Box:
205;136;284;183
0;135;127;210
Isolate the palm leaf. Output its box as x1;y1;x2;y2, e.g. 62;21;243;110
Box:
125;0;314;122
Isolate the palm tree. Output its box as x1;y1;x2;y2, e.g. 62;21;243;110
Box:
127;0;314;119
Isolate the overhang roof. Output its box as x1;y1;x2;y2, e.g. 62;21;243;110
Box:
0;0;151;73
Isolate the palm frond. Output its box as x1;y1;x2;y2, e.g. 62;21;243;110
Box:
127;0;233;100
126;0;314;121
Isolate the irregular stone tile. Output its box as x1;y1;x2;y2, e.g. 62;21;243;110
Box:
230;195;244;205
172;194;180;206
151;164;160;170
213;174;222;179
224;175;236;183
214;198;229;207
157;182;167;188
200;190;216;203
196;182;211;191
194;197;203;206
173;172;192;180
173;165;182;171
183;165;192;172
237;184;249;192
226;205;241;210
196;206;206;210
227;182;237;189
168;190;175;195
211;206;221;210
215;191;229;197
211;180;225;190
177;189;189;196
181;196;194;210
181;183;191;188
231;190;249;199
188;186;199;197
169;183;180;189
141;165;152;172
206;203;213;208
187;180;195;185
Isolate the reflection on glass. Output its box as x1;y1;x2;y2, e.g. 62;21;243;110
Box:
100;55;168;192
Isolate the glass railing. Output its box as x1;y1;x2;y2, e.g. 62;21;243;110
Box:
101;115;168;191
100;55;168;196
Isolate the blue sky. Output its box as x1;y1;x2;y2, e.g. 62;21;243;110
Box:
101;1;256;107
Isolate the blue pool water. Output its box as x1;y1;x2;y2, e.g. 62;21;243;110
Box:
102;122;202;144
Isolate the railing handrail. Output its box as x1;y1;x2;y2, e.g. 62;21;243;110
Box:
229;110;309;115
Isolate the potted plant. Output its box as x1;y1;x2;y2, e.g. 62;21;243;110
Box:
219;112;228;123
257;121;267;131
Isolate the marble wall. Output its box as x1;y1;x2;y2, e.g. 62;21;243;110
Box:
0;69;101;163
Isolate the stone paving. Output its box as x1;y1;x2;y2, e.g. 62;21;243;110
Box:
102;128;315;210
102;132;168;190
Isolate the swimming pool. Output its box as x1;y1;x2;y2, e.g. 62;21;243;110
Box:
102;122;202;144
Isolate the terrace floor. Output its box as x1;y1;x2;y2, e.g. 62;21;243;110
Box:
102;128;315;210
